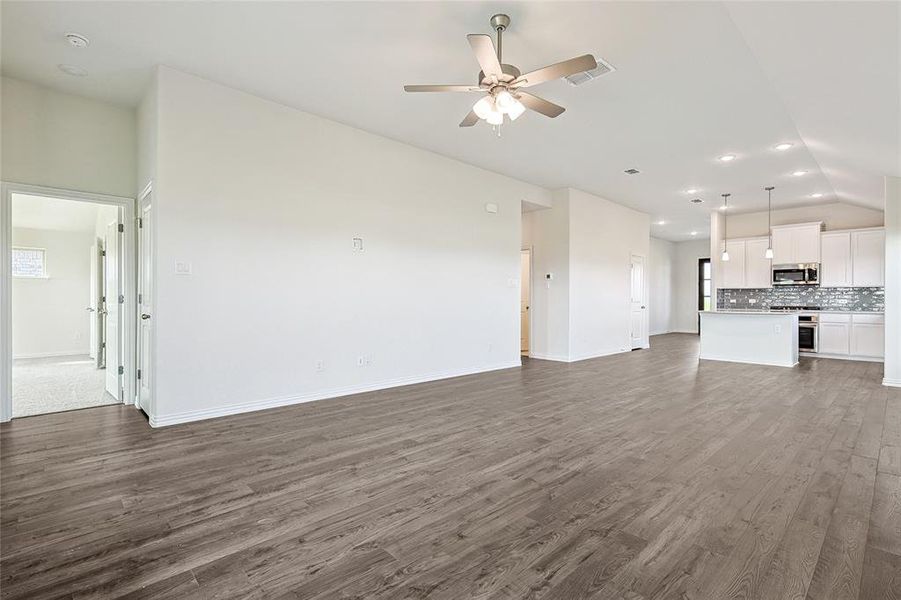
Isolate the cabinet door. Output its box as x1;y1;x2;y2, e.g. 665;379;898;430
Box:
744;238;772;288
818;322;850;355
721;240;746;288
820;232;851;287
794;225;821;263
851;323;884;358
771;228;794;264
851;229;885;287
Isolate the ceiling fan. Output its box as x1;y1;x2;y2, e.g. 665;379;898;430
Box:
404;14;598;128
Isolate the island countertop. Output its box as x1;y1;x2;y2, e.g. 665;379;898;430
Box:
699;311;798;367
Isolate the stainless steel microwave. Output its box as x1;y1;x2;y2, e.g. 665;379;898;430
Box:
772;263;819;286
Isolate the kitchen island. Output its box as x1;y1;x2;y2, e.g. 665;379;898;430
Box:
699;310;799;367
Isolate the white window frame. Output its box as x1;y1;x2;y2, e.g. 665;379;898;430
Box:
11;246;48;279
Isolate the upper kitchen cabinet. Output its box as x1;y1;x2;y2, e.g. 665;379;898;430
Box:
820;231;852;287
720;237;770;289
851;228;885;287
771;222;822;265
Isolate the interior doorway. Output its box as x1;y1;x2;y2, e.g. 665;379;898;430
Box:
698;258;711;333
1;183;137;422
630;254;647;349
520;249;531;356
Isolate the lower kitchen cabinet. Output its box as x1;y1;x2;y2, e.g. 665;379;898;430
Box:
816;313;884;360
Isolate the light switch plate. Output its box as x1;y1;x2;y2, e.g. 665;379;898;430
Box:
175;261;192;275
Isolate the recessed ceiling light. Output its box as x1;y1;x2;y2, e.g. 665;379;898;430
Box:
774;143;793;151
718;154;736;162
690;231;698;236
685;189;698;194
719;205;730;211
65;33;90;48
811;192;824;198
689;198;704;204
792;170;807;177
57;64;88;77
656;220;666;225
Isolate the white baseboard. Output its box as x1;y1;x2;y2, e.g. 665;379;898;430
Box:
13;351;89;360
527;353;571;362
699;356;798;368
800;352;884;363
884;377;901;388
529;348;630;363
149;360;522;428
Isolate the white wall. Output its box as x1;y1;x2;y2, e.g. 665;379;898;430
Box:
649;237;675;335
568;188;650;359
11;227;94;358
884;176;900;387
1;76;136;198
147;67;551;425
673;239;711;333
725;202;883;238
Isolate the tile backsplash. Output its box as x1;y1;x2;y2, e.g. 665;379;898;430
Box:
717;286;884;312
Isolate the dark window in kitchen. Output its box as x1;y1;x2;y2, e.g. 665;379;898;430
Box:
698;258;711;333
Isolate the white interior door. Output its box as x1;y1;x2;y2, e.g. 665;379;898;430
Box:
630;254;647;349
104;220;120;399
89;241;104;367
137;200;153;412
520;250;530;354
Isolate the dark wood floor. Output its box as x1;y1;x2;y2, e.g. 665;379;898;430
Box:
2;334;899;599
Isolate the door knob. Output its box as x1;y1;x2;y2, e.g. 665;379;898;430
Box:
141;313;152;320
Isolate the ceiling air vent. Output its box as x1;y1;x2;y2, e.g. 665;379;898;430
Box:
690;198;704;204
565;57;616;86
624;168;640;175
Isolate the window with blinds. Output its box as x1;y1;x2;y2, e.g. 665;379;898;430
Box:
12;247;47;278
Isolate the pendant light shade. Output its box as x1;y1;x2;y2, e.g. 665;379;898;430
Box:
764;186;775;260
721;193;731;261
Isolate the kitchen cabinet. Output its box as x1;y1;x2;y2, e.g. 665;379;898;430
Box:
771;222;822;264
744;238;772;288
820;231;851;287
818;314;851;355
851;229;885;287
850;314;885;358
720;237;770;289
721;239;746;288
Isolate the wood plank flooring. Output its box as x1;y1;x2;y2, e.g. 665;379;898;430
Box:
2;333;899;599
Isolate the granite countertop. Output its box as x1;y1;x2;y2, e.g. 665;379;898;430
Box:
712;308;884;315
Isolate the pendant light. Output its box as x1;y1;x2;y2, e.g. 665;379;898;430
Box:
764;186;775;259
721;193;731;262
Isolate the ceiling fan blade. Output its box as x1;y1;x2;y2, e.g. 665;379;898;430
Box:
517;92;565;118
512;54;598;88
404;84;483;93
467;34;503;78
459;110;480;127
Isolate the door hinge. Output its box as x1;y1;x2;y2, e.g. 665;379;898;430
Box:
118;223;124;233
137;217;143;229
101;250;106;257
101;342;106;349
118;365;124;375
137;369;142;380
119;294;125;304
138;293;143;304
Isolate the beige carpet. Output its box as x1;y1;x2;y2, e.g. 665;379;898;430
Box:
12;355;118;418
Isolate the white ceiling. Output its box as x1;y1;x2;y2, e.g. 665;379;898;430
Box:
12;194;114;233
1;1;897;241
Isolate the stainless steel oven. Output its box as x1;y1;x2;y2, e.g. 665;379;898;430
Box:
798;314;818;353
772;263;819;286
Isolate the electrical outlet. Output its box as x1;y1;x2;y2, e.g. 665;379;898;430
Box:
364;354;374;366
775;324;782;333
315;360;324;372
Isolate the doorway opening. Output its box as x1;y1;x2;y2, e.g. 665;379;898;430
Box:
520;249;531;356
630;254;648;349
698;258;712;333
1;184;137;422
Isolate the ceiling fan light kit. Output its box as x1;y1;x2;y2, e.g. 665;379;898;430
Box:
404;14;599;129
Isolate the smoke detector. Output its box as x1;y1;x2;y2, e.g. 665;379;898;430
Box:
65;33;90;48
565;57;616;86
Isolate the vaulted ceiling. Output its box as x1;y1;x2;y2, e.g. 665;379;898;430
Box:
2;1;897;241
